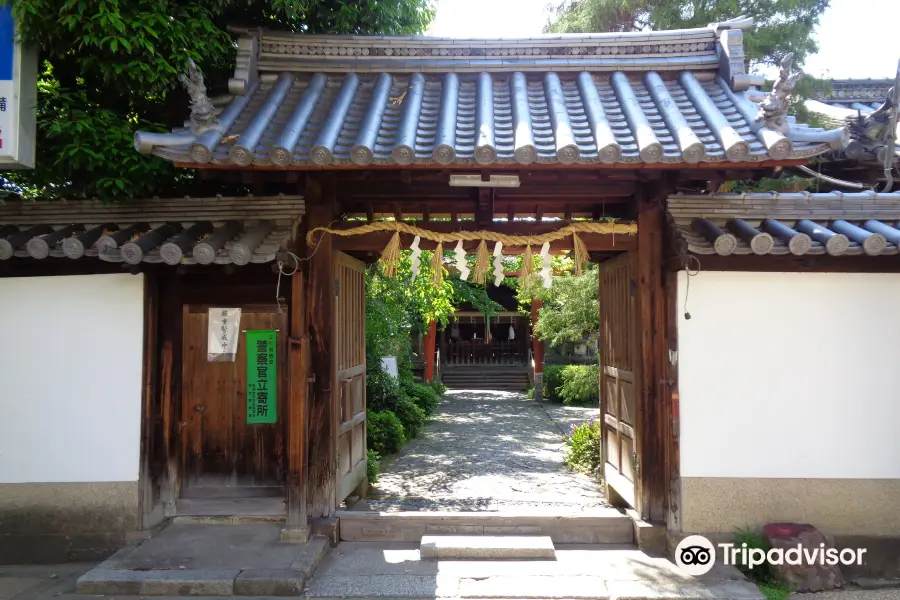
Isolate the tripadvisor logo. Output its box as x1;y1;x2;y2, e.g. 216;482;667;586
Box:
675;535;867;576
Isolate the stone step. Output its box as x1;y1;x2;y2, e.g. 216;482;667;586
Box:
336;509;634;544
420;535;556;559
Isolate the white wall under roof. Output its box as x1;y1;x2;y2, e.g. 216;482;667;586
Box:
0;274;144;483
677;270;900;479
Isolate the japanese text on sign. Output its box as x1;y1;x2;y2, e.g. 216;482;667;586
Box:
246;330;277;424
207;308;241;362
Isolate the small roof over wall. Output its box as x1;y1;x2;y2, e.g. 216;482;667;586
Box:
0;196;304;265
135;17;846;169
669;191;900;257
805;78;899;163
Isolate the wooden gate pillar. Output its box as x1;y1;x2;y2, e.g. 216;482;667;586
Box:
424;321;437;382
283;229;310;540
306;179;338;519
530;298;544;400
635;183;671;524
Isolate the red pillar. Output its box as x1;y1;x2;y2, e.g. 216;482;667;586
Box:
424;320;437;382
530;298;544;374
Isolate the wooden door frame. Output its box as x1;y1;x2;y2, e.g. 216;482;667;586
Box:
178;303;288;492
635;184;671;524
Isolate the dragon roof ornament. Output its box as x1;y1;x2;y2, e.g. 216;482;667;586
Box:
180;59;217;134
758;53;802;135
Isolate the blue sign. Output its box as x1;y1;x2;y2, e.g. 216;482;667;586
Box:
0;4;13;82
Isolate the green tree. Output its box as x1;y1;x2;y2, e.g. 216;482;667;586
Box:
546;0;829;70
3;0;435;199
518;262;599;348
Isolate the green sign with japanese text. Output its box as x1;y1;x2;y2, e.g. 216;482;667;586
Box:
246;330;276;424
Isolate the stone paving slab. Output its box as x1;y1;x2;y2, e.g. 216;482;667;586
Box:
370;390;606;513
0;578;44;600
76;525;329;596
458;575;608;599
304;542;764;600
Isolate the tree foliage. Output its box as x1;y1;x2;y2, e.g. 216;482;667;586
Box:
365;249;505;361
529;264;600;348
546;0;830;70
3;0;435;199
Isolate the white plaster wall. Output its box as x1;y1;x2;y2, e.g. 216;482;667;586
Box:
677;270;900;479
0;274;144;483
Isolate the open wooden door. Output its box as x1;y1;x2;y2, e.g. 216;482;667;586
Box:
598;252;640;510
335;252;367;503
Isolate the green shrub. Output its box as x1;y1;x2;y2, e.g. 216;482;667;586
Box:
564;419;602;475
429;380;447;395
402;380;440;416
393;394;427;438
558;365;600;405
367;410;406;455
367;366;402;412
730;527;789;600
366;449;381;484
542;364;565;401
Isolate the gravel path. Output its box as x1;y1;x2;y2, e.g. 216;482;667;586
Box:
367;389;606;513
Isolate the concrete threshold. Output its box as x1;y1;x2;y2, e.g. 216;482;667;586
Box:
420;535;556;559
337;507;634;544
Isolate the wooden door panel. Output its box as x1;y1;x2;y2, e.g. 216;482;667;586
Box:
599;252;640;509
335;252;367;504
182;307;286;490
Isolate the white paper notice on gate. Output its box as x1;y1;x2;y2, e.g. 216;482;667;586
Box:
208;308;241;362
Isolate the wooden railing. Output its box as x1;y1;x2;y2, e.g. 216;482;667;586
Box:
443;340;528;365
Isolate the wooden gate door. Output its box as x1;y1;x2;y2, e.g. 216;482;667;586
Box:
335;252;367;503
181;306;287;492
598;252;640;510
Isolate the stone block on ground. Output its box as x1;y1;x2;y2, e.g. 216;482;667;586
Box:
763;522;844;592
233;569;305;596
420;535;555;559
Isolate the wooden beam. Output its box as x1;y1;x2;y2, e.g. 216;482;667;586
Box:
635;181;671;524
138;271;160;530
306;178;337;518
159;274;182;516
664;267;681;532
178;159;811;172
285;225;310;535
476;188;494;228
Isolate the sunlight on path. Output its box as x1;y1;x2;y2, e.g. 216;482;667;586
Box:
368;390;606;512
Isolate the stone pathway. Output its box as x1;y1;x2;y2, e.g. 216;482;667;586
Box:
367;389;606;512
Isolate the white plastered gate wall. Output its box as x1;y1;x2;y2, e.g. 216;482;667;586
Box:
675;270;900;535
0;273;145;484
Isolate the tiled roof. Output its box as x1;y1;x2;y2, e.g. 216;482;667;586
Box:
668;191;900;257
813;79;893;110
0;196;303;265
134;18;846;168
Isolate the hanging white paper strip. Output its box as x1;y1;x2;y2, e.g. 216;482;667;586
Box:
208;307;241;362
454;240;470;281
409;235;421;280
539;241;553;288
492;241;504;286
